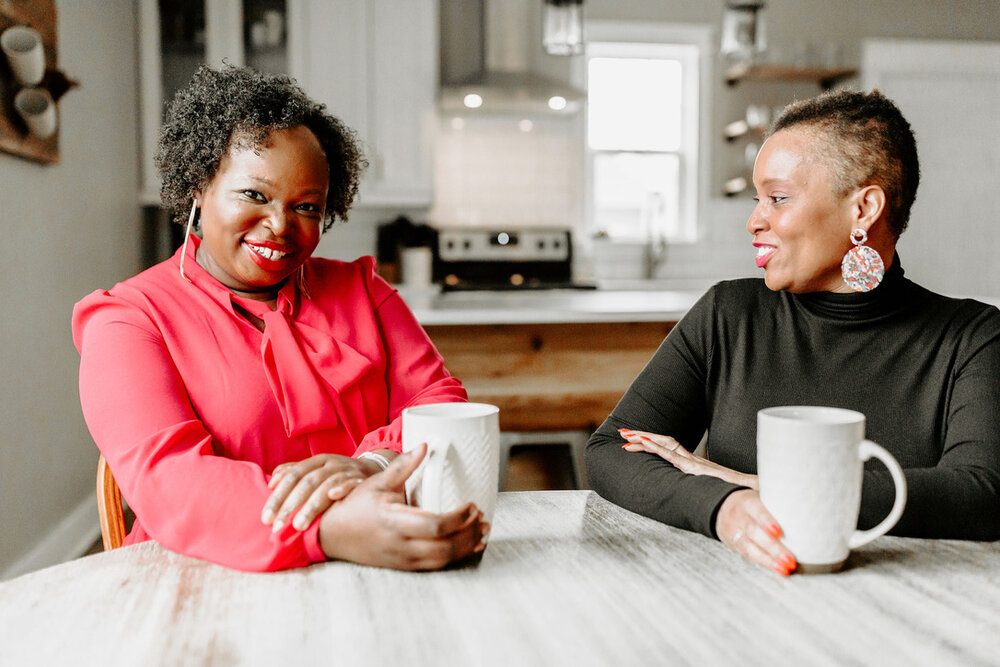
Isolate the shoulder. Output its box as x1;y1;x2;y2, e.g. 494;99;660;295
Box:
684;277;777;322
72;258;182;350
304;255;396;307
906;280;1000;336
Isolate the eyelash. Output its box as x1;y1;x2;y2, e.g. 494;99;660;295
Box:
241;190;321;214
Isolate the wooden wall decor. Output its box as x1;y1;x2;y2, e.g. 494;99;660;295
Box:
0;0;77;165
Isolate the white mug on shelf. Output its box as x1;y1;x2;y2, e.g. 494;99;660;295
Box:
402;402;500;531
14;87;57;139
1;25;45;86
757;406;907;573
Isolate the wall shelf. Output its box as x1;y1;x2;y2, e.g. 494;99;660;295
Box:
725;63;858;89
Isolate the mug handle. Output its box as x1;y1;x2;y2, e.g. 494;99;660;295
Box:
848;440;908;549
419;439;453;510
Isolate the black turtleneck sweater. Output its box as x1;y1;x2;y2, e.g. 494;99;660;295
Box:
586;259;1000;541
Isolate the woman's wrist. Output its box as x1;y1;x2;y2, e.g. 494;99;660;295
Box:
357;449;398;475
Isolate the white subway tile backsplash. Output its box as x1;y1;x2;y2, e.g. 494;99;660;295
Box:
430;113;585;228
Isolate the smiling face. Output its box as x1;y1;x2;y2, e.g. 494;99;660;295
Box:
747;127;859;294
195;125;330;301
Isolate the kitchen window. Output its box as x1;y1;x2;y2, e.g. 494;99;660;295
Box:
585;24;711;244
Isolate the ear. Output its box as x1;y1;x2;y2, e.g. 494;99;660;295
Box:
849;185;886;233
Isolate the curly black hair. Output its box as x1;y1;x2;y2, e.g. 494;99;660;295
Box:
155;65;367;232
770;89;920;239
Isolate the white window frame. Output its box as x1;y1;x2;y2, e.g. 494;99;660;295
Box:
581;22;714;244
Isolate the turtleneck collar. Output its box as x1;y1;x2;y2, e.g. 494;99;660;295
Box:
792;253;914;320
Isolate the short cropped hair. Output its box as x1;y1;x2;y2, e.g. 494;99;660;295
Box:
771;89;920;238
155;65;367;232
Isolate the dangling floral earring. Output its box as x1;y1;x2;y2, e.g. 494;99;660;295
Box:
840;228;884;292
178;199;198;283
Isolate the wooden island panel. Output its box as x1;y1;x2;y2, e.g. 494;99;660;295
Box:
424;321;676;432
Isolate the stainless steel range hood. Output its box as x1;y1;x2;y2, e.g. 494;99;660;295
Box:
439;0;585;115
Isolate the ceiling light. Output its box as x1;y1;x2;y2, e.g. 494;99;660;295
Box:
463;93;483;109
547;95;568;111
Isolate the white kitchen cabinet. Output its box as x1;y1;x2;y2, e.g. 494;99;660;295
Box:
138;0;436;208
291;0;437;207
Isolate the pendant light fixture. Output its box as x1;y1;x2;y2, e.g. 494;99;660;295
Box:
542;0;584;56
719;1;766;62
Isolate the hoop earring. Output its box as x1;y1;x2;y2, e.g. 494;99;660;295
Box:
178;199;198;283
296;264;311;300
841;228;884;292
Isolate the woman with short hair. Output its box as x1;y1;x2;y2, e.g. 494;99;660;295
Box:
587;89;1000;575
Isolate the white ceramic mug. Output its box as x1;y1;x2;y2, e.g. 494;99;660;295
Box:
757;406;907;573
403;402;500;528
400;246;433;287
1;25;45;86
14;87;57;139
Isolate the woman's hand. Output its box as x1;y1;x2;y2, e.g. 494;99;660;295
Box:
716;489;797;575
319;444;489;570
618;428;759;490
262;452;394;533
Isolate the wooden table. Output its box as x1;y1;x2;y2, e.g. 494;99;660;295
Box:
2;491;998;665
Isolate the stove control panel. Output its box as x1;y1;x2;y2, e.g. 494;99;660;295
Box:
436;228;571;262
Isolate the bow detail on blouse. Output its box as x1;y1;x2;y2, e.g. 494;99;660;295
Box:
259;308;374;437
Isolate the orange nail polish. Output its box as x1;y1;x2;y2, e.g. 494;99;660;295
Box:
780;554;797;571
640;435;652;441
772;562;790;576
766;523;782;538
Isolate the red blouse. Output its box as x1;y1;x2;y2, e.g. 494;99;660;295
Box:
73;236;466;571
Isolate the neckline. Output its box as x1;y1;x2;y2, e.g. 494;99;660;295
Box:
792;253;912;320
174;235;298;317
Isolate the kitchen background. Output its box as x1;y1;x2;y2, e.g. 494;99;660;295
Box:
2;0;998;578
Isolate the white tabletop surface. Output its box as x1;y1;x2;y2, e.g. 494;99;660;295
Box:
2;491;998;666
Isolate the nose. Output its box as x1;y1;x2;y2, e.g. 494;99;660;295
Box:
747;201;765;236
262;205;290;236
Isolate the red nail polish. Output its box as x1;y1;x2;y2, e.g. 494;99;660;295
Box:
766;523;782;538
640;435;652;441
780;554;797;571
772;562;790;576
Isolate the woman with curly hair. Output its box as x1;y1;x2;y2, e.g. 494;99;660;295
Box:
73;65;487;572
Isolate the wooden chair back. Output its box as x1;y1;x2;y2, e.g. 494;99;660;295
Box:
96;454;126;550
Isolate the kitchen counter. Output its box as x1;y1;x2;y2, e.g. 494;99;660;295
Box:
397;286;706;326
401;285;694;432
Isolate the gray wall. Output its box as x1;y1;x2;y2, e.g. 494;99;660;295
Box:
0;1;140;576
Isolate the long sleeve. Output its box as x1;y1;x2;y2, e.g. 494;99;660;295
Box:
587;265;1000;543
586;288;743;538
73;242;467;572
74;296;325;571
859;306;1000;539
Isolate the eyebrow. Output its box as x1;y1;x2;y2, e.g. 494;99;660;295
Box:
246;175;326;195
757;177;791;186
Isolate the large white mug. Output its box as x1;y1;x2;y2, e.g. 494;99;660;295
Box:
757;406;907;573
403;402;500;529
